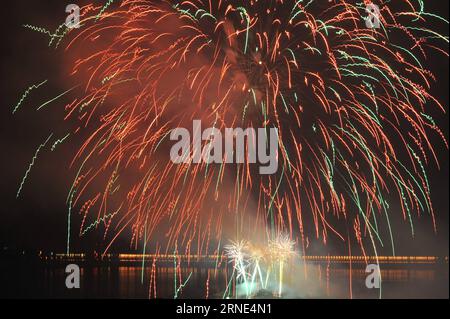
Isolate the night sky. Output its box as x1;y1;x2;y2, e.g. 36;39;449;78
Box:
0;1;448;256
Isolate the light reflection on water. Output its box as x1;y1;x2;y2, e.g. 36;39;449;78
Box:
9;263;447;299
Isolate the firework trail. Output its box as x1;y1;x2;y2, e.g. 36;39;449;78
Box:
12;79;48;114
16;134;54;198
225;240;250;296
17;0;448;268
269;235;296;296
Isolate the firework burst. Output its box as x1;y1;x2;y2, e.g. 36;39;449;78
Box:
17;0;448;266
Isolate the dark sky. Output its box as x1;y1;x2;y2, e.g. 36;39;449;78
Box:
0;1;448;256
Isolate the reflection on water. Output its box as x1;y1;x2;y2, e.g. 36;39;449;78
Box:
1;261;448;299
